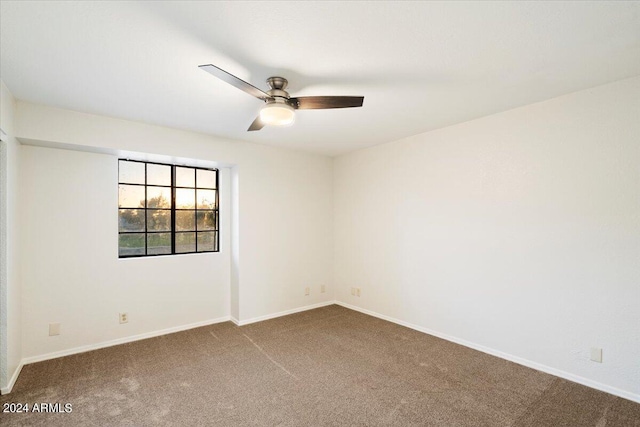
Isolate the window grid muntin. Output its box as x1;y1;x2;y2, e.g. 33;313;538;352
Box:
118;159;219;258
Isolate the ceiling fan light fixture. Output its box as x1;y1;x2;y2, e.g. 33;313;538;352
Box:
260;102;295;126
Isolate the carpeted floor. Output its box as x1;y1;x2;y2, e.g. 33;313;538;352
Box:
1;305;638;426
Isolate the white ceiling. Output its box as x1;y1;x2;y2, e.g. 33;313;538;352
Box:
1;1;639;157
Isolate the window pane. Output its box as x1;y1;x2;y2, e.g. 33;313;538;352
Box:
147;186;171;208
196;210;216;231
176;167;195;187
197;169;216;189
176;232;195;253
147;233;171;255
197;232;216;252
119;209;145;232
118;162;219;258
147;210;171;231
197;189;216;209
119;161;145;184
119;233;145;257
119;184;145;208
176;210;195;231
147;164;171;186
176;188;195;209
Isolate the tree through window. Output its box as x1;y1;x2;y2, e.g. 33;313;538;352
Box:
118;160;219;257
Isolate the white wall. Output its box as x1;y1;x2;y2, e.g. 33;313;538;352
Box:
0;80;22;393
14;101;334;360
19;146;231;359
334;76;640;400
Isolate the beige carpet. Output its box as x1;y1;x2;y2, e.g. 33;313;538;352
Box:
1;305;638;426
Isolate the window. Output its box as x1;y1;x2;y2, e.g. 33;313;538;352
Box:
118;160;219;257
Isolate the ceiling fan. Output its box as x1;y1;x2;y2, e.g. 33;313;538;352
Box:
199;64;364;131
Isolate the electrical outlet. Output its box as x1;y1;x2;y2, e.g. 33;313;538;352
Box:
356;288;361;297
119;313;128;324
590;347;603;363
305;287;310;296
351;287;356;296
49;323;61;336
321;285;326;293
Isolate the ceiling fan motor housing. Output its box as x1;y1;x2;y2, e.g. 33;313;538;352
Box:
266;77;294;106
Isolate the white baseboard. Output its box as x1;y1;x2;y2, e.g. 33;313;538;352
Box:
335;301;640;404
6;301;334;392
20;316;230;367
1;361;24;395
7;301;335;391
8;301;637;403
235;300;335;326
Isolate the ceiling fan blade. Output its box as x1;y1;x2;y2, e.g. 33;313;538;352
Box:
291;96;364;110
247;115;265;131
199;64;272;101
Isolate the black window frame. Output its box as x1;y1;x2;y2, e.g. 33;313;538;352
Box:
118;159;219;258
